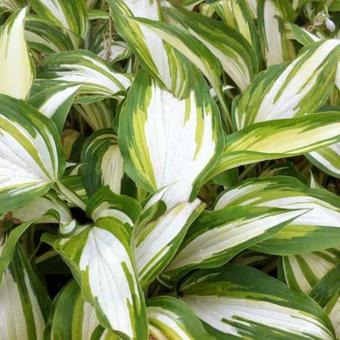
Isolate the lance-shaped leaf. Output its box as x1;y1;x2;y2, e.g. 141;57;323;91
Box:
257;0;295;66
284;21;321;46
215;176;340;254
286;31;340;179
25;16;74;54
231;250;275;268
210;0;261;61
0;8;34;99
74;100;115;131
0;246;51;340
43;189;147;339
0;220;38;283
58;175;88;208
28;84;79;132
135;194;204;287
279;248;340;294
147;296;210;339
11;190;73;226
50;280;116;340
0;193;75;282
31;0;88;47
36;50;131;99
165;5;258;91
245;0;257;17
86;186;141;224
81;129;124;197
162;206;303;281
209;112;340;179
180;265;335;339
8;209;74;276
130;17;224;106
311;265;340;338
119;71;223;207
108;0;195;98
234;40;340;129
307;143;340;179
311;264;340;308
0;94;64;214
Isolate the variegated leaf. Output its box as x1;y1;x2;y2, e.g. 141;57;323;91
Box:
0;246;51;340
119;71;223;207
31;0;88;48
0;220;38;283
180;265;335;339
129;17;225;110
0;193;75;282
285;21;321;46
147;296;210;339
58;175;88;208
11;190;74;227
215;176;340;254
81;129;124;196
162;206;303;282
49;280;116;340
25;15;74;54
209;112;340;179
43;188;147;339
311;265;340;338
282;29;340;179
135;194;204;287
28;84;79;132
165;5;258;91
0;8;34;99
0;94;64;213
257;0;295;66
307;143;340;179
280;248;340;294
245;0;257;17
36;50;131;99
109;0;195;98
86;186;141;224
74;100;115;131
234;40;340;129
209;0;261;62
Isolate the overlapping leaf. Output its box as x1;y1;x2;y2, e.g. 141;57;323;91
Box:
0;246;51;340
165;5;258;91
43;188;147;339
31;0;88;48
28;84;79;132
147;296;210;339
25;16;74;54
162;206;302;282
81;129;124;196
119;71;223;206
180;265;335;339
0;95;64;213
209;112;340;179
257;0;295;66
49;280;116;339
233;39;340;129
109;0;194;98
135;194;204;286
280;248;340;293
36;50;131;99
0;8;34;99
215;176;340;254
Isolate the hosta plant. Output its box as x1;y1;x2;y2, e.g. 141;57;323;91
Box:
0;0;340;339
